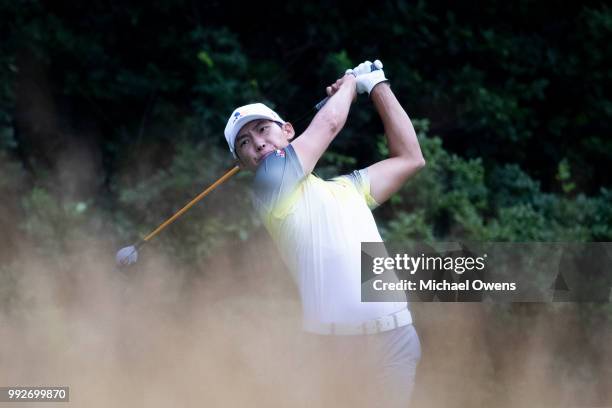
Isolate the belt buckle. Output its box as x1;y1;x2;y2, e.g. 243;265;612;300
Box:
382;313;401;332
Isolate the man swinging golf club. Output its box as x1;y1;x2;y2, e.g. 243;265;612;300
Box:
225;59;425;407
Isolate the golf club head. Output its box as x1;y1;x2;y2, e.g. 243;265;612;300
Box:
116;245;138;267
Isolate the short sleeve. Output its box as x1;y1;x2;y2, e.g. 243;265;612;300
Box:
251;144;305;216
343;168;380;210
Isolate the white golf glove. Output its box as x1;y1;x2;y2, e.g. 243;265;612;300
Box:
345;59;387;95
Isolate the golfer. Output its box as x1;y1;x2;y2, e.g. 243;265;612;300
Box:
224;60;425;407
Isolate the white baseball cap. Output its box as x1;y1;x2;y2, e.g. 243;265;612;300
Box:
224;103;285;158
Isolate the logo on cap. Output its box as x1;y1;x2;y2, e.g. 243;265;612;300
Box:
232;111;241;124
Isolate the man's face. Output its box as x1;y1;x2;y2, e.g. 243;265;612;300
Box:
234;119;295;171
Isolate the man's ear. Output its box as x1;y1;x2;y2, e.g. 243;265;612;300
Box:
238;159;253;172
282;122;296;141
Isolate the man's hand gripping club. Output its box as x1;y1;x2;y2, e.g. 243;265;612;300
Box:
346;59;387;95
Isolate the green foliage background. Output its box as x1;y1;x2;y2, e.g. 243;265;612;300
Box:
0;1;610;270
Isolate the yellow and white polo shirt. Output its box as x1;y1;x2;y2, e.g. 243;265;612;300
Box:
252;144;407;332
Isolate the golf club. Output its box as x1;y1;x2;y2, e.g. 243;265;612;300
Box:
115;165;240;266
115;60;383;267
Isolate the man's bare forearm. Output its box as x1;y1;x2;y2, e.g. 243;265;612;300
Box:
315;74;356;137
371;83;424;164
292;75;357;174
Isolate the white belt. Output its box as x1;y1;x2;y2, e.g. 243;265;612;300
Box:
304;308;413;336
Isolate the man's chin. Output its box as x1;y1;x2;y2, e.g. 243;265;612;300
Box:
244;161;259;171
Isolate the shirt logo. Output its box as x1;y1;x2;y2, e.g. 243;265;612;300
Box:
275;149;285;158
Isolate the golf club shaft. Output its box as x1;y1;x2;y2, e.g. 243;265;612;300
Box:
142;165;240;243
136;87;341;246
315;96;329;111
